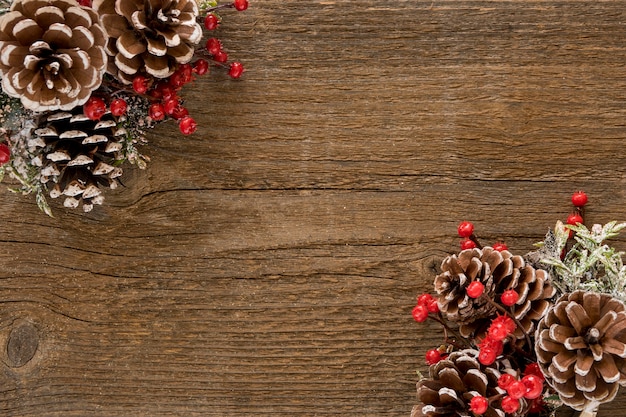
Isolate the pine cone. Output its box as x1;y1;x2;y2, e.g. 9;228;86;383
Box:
0;0;107;111
435;247;555;340
434;248;500;323
412;349;507;417
93;0;203;84
535;290;626;411
31;110;127;212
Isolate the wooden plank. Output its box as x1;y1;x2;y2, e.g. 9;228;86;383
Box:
2;0;626;415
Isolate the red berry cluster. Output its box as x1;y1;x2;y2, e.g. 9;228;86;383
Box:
78;1;249;135
478;315;515;365
411;293;439;323
469;364;546;415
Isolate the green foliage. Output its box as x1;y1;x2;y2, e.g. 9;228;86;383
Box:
538;221;626;301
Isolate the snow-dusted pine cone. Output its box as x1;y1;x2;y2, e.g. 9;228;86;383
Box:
93;0;203;83
31;110;127;212
412;349;510;417
535;290;626;411
0;0;107;111
435;247;555;340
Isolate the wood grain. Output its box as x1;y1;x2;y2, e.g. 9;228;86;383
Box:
2;1;626;415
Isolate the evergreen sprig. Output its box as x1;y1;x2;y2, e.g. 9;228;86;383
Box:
538;221;626;301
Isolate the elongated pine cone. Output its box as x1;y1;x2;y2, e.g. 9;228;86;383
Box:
535;290;626;411
435;247;555;339
0;0;107;111
411;349;509;417
31;110;127;211
93;0;202;84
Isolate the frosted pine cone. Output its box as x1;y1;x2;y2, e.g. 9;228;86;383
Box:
435;247;555;340
0;0;107;111
434;248;500;324
411;349;508;417
535;290;626;411
31;109;127;212
93;0;203;84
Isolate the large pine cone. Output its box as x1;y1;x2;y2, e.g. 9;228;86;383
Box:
31;110;127;212
411;349;508;417
435;247;555;340
0;0;107;111
93;0;203;84
535;290;626;411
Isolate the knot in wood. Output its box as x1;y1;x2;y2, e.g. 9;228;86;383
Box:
584;327;601;345
7;322;39;368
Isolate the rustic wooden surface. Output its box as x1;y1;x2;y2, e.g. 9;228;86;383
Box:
3;0;626;416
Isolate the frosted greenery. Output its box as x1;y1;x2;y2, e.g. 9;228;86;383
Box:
536;220;626;302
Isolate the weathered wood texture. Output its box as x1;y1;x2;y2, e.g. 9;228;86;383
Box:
2;1;626;416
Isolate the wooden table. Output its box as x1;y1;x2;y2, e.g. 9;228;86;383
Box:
2;1;626;415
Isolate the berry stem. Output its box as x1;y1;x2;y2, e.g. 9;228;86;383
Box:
469;234;483;249
429;313;471;349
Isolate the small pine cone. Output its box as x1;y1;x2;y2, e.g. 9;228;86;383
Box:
412;349;509;417
93;0;203;84
0;0;107;111
535;290;626;411
435;247;555;340
434;248;501;324
31;110;127;212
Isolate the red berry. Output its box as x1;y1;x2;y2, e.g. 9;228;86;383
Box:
466;281;484;298
479;337;503;356
204;13;219;30
524;363;545;380
457;221;474;238
426;299;439;314
492;241;508;252
497;373;516;390
214;50;228;63
469;395;488;415
460;238;476;250
133;75;150;94
491;315;516;335
148;103;165;121
0;143;10;165
109;98;127;117
425;349;442;365
77;0;91;6
193;59;210;76
522;374;544;399
487;323;509;341
478;347;497;365
228;61;244;79
179;116;197;135
233;0;249;11
506;380;526;400
83;96;107;120
500;289;519;306
500;396;520;414
172;105;189;120
412;304;429;323
566;213;583;226
417;293;434;307
164;98;179;115
571;191;588;207
206;38;222;55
